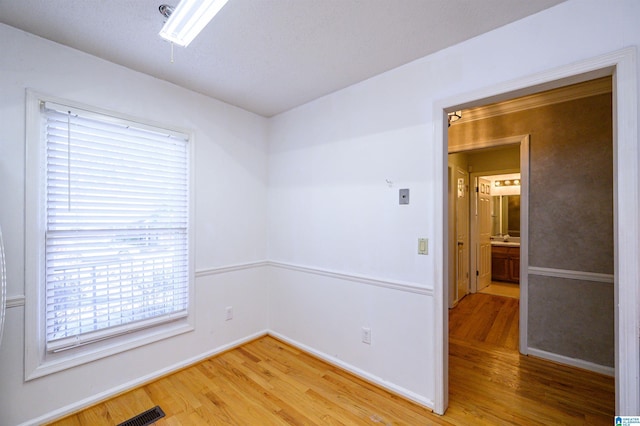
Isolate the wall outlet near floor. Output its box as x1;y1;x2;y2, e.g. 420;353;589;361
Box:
361;327;371;345
225;306;233;321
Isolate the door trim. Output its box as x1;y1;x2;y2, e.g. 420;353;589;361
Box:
469;168;520;294
433;47;638;415
453;165;469;305
462;139;527;295
456;136;529;355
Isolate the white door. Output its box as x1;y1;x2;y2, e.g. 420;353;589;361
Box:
477;178;492;291
455;167;469;302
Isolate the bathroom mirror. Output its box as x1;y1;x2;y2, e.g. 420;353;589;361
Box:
491;195;520;237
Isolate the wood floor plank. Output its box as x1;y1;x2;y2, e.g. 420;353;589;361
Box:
75;405;113;426
210;355;316;425
319;369;438;425
103;388;156;425
200;359;285;425
231;357;351;424
49;293;614;426
237;343;369;424
448;293;614;426
484;298;518;348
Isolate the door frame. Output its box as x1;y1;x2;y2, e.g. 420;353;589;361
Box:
469;168;529;294
460;146;525;295
433;47;638;415
452;138;529;353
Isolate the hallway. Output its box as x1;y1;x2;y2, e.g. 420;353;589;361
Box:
448;293;614;424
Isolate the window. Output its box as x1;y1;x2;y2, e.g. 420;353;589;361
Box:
25;92;194;378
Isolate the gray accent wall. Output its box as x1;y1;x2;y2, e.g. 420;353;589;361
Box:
528;95;614;274
528;275;613;366
449;83;614;368
527;91;613;367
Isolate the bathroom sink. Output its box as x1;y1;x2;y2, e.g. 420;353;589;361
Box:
491;241;520;247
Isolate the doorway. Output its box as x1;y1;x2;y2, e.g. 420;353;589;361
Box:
434;48;638;416
448;142;526;356
448;144;524;308
474;171;521;299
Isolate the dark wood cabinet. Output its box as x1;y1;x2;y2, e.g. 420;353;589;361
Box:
509;249;520;282
491;246;510;281
491;245;520;283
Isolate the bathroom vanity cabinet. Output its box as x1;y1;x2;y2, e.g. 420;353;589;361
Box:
491;245;520;283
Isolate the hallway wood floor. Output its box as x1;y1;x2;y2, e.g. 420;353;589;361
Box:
450;291;520;351
50;294;614;425
478;281;520;299
447;293;614;425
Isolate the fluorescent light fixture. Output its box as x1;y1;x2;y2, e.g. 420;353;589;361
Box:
159;0;229;47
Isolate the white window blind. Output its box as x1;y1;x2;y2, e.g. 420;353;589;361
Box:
43;102;190;352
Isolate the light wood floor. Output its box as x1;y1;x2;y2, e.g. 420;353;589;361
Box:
450;291;520;351
478;281;520;299
50;293;614;425
448;293;614;425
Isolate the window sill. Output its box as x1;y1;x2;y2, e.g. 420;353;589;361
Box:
25;318;193;381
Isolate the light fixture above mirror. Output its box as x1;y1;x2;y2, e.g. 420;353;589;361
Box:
494;179;520;187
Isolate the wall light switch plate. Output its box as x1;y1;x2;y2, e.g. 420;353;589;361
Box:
362;327;372;345
399;188;410;205
418;238;428;255
225;306;233;321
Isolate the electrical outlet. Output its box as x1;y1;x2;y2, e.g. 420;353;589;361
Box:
225;306;233;321
362;327;371;345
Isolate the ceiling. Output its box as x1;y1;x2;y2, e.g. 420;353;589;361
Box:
0;0;566;117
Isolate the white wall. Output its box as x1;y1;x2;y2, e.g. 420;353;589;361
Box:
0;25;270;425
267;0;640;411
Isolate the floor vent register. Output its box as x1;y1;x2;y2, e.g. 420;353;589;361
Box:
117;406;165;426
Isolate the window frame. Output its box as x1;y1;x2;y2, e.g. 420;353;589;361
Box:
24;90;195;380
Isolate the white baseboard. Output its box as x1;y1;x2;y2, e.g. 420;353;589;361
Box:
527;347;615;377
25;328;434;425
21;330;269;426
267;330;434;410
